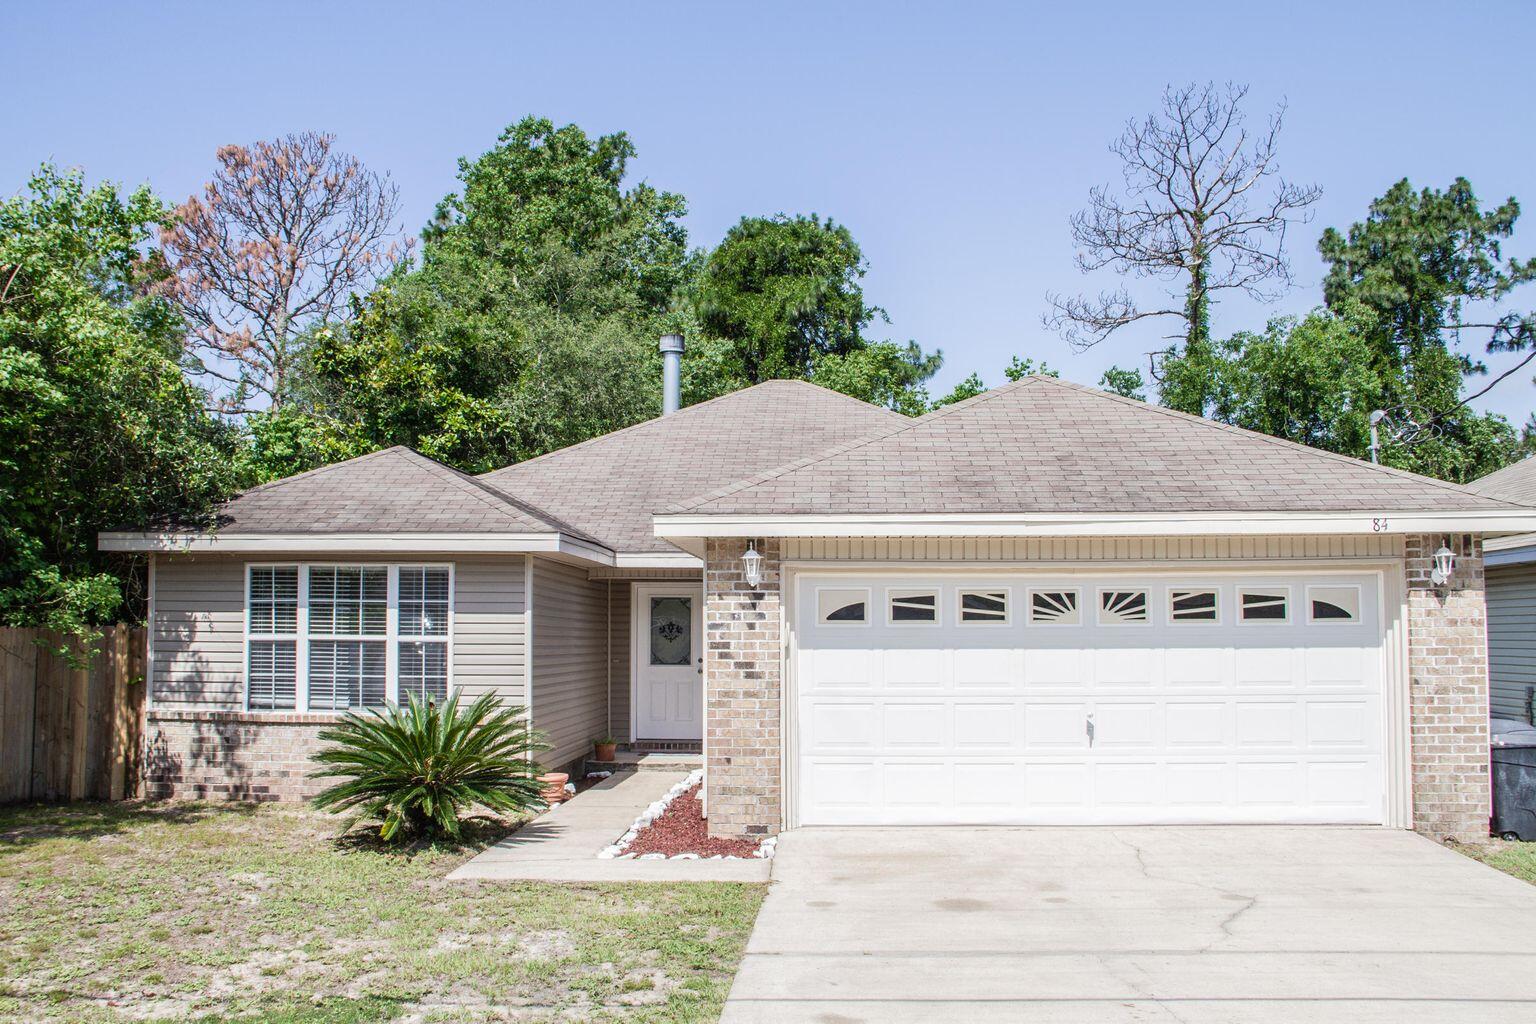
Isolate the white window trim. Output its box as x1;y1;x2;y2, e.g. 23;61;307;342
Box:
1306;583;1363;625
885;587;941;627
243;562;455;713
1168;586;1222;625
1237;585;1292;625
1095;587;1152;627
957;586;1012;626
815;586;872;627
1025;587;1080;627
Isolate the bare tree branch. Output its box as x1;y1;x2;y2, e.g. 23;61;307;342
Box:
1045;83;1321;352
158;132;410;413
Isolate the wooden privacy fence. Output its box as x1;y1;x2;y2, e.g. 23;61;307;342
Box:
0;625;146;802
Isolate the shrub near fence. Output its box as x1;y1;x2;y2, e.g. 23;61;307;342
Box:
0;625;146;802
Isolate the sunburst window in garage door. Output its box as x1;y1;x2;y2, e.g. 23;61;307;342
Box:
1098;589;1148;625
959;589;1009;623
817;588;869;624
1239;588;1289;622
888;590;938;623
1029;589;1079;625
1308;585;1361;623
1170;588;1219;622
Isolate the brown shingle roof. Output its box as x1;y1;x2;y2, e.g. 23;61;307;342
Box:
213;446;601;541
481;379;909;551
670;376;1521;515
1469;457;1536;507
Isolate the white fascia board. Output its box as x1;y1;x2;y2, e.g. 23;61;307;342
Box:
612;551;703;569
98;530;616;564
652;509;1536;540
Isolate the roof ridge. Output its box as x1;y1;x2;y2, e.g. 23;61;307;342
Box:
665;377;1048;513
229;445;405;499
397;447;603;538
482;378;907;482
1030;376;1528;508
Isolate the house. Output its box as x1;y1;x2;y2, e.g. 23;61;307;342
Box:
1468;458;1536;724
100;339;1536;841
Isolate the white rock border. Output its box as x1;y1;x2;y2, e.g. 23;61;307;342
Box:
595;769;776;861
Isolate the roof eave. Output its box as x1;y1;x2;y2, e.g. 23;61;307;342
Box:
652;509;1536;541
97;530;617;564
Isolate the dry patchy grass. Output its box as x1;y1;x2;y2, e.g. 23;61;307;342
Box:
1458;836;1536;885
0;801;765;1023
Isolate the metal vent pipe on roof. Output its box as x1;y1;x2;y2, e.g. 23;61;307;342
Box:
660;333;685;415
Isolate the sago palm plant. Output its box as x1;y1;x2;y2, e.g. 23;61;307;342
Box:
310;693;547;841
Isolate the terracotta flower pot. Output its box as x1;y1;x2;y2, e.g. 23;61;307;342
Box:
538;772;570;804
593;742;617;762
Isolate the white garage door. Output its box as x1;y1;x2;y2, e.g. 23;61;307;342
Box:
793;572;1386;826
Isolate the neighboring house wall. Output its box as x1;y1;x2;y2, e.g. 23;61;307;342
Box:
1406;533;1492;841
531;559;608;770
1486;562;1536;723
145;552;528;800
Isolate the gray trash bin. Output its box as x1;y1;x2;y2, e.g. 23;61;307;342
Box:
1491;718;1536;840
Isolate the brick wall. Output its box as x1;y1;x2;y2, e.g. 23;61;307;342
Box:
1405;533;1491;841
704;537;783;837
143;711;331;801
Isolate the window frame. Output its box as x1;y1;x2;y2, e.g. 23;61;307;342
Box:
885;587;941;626
1026;587;1081;627
1305;584;1363;625
957;587;1012;626
1096;587;1152;627
243;562;455;713
1237;585;1291;625
1168;587;1221;626
815;586;872;627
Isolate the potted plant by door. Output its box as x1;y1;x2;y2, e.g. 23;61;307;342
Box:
593;736;618;762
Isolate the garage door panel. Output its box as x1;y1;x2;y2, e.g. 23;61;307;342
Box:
884;703;947;749
795;572;1386;826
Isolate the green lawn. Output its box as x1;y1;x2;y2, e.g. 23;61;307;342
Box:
0;802;766;1023
1460;837;1536;885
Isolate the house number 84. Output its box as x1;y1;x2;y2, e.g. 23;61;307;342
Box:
1371;518;1389;532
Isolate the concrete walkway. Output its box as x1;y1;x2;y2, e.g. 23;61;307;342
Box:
448;770;771;882
722;826;1536;1023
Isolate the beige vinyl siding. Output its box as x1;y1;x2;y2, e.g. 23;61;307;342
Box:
1488;563;1536;722
784;534;1404;562
608;581;631;742
531;559;608;769
151;553;527;711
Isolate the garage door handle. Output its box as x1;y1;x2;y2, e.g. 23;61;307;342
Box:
1086;712;1095;748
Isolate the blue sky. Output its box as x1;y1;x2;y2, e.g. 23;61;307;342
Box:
5;1;1535;420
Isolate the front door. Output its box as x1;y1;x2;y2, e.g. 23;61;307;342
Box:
633;584;704;741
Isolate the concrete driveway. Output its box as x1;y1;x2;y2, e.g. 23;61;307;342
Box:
721;827;1536;1023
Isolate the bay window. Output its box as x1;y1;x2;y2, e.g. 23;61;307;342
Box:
245;564;452;712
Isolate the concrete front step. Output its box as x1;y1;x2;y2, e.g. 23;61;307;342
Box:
586;751;704;773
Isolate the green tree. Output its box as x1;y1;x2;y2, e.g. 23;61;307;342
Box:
1319;177;1536;404
1004;356;1058;381
809;341;941;416
1098;366;1146;400
932;372;988;409
0;168;237;638
691;215;940;412
270;117;695;476
1159;306;1518;481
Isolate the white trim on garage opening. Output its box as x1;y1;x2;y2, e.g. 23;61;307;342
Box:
779;560;1411;832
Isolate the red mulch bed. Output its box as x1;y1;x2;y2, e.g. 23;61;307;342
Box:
623;783;763;858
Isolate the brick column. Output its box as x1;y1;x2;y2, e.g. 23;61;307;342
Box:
704;537;783;837
1405;533;1491;841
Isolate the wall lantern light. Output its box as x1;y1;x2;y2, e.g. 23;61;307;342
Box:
742;542;764;588
1431;542;1456;587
